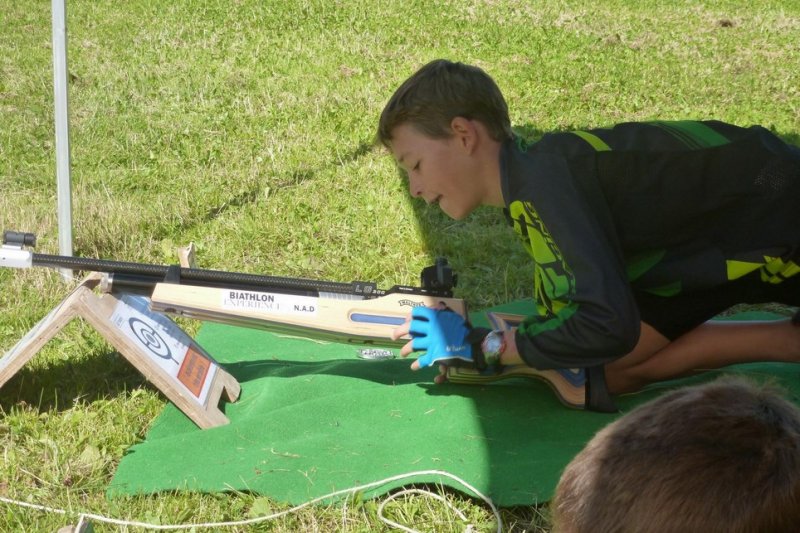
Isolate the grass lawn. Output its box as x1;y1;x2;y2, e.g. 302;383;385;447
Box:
1;0;798;530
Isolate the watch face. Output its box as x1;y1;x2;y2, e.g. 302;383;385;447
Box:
484;332;503;355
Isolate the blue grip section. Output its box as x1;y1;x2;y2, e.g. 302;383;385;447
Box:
350;313;407;326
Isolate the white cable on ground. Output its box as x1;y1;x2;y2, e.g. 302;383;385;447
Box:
377;488;471;533
0;469;503;532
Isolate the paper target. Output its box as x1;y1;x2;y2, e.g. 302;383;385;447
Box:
128;317;177;364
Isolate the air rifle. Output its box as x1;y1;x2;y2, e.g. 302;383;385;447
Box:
1;231;466;347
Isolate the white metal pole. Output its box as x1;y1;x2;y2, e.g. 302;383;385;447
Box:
52;0;73;279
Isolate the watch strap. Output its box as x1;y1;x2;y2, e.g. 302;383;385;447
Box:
465;327;491;371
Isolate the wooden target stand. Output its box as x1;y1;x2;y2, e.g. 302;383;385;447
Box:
0;246;240;429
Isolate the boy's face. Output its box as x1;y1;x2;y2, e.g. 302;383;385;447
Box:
389;122;484;220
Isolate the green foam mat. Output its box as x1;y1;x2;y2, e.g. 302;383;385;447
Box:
107;304;799;505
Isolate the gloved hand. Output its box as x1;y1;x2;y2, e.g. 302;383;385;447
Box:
407;307;490;370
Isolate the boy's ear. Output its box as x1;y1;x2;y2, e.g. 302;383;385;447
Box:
450;116;477;152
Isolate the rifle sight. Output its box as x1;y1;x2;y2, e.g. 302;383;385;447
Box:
420;257;457;293
2;231;36;248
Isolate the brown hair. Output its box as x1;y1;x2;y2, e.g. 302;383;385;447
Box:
552;377;800;533
377;59;513;147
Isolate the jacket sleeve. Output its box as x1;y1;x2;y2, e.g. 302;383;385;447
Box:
508;152;641;369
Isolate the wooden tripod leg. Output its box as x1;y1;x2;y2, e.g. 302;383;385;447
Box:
0;275;100;389
1;274;240;429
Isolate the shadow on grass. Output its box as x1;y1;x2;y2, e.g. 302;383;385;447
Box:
202;139;375;222
224;357;429;387
0;349;146;412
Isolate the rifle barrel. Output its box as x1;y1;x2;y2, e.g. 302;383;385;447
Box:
31;253;372;297
4;230;455;298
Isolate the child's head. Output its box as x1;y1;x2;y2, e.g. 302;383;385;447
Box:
377;59;513;148
552;377;800;533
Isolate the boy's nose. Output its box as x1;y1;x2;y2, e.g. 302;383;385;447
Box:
409;177;423;198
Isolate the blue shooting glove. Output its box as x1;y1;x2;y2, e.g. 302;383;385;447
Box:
409;307;491;370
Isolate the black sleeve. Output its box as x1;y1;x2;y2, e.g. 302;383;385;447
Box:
507;152;640;369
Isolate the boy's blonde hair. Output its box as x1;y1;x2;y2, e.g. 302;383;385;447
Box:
377;59;513;147
553;377;800;533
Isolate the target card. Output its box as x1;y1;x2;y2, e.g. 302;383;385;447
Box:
110;294;216;404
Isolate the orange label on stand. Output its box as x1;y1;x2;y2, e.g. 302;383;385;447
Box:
177;347;211;397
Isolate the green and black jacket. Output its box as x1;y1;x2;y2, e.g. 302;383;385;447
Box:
501;120;800;369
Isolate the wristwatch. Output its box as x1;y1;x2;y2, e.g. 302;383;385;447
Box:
481;330;506;366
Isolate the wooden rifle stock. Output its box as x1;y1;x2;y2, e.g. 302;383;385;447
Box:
150;283;466;346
